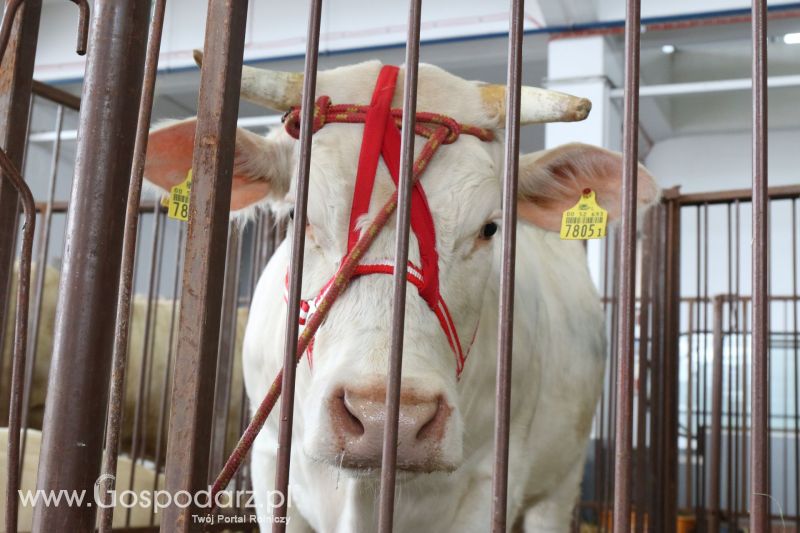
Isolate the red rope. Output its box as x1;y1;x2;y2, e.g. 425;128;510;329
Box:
209;93;494;501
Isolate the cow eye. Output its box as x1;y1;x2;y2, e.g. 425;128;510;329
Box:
288;208;295;221
479;221;498;240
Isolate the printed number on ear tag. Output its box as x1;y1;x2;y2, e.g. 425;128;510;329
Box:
559;188;607;240
164;169;192;222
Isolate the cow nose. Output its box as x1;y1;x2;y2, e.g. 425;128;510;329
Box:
329;386;449;470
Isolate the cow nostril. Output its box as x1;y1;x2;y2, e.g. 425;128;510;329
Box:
339;392;365;437
415;397;448;442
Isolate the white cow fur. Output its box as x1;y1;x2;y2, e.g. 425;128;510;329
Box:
245;227;604;532
143;60;656;532
232;62;643;533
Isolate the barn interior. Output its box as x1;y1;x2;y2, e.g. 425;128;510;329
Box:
2;0;800;531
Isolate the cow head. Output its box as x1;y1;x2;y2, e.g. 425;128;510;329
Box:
144;61;657;475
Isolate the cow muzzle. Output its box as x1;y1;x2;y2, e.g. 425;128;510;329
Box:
326;385;455;473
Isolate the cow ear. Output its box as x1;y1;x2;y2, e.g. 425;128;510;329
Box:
516;143;659;232
144;118;292;212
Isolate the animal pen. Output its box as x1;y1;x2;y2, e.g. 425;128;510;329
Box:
0;0;797;532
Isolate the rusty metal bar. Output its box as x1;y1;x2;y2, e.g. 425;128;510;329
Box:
32;2;150;531
31;80;80;110
273;0;322;530
0;153;34;533
67;0;89;55
490;0;524;530
0;0;40;430
376;1;422;530
611;0;642;528
709;295;724;532
160;1;248;530
98;7;169;514
749;0;770;529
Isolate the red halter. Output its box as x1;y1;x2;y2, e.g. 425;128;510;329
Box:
282;65;488;377
209;66;494;499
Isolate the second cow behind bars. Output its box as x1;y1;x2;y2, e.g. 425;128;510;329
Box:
144;60;658;532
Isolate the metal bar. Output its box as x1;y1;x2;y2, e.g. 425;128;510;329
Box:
376;1;422;531
0;132;36;533
99;12;169;514
612;0;642;528
19;104;62;463
634;210;654;533
664;197;682;532
679;185;800;206
209;223;242;480
31;79;80;110
67;0;89;55
709;295;725;533
749;0;770;529
126;207;166;528
272;0;322;530
0;0;41;430
150;223;184;524
490;0;524;531
160;1;248;529
793;198;799;533
32;2;150;531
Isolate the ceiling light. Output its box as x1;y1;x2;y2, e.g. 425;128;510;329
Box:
784;32;800;44
661;44;676;54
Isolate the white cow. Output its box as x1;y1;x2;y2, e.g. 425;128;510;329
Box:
144;60;658;532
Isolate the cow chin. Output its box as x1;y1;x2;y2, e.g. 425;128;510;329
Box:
302;376;463;477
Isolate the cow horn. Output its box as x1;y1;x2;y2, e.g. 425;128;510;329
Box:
480;84;592;125
193;50;302;111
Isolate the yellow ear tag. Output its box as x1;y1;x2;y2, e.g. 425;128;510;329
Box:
559;188;607;240
165;169;192;222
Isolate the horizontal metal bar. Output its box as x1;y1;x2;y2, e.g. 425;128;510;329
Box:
677;184;800;206
31;79;80;110
27;115;281;143
609;74;800;98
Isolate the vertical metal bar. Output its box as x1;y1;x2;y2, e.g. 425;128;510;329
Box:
160;1;248;530
32;2;150;531
709;295;725;533
612;0;642;528
663;197;681;532
792;198;799;533
0;0;41;429
150;223;184;525
209;223;242;479
749;0;770;529
377;1;422;531
99;0;168;518
490;0;524;531
20;104;63;460
272;0;322;530
686;298;694;509
635;210;653;533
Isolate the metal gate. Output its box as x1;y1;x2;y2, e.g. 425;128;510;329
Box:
0;0;792;532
